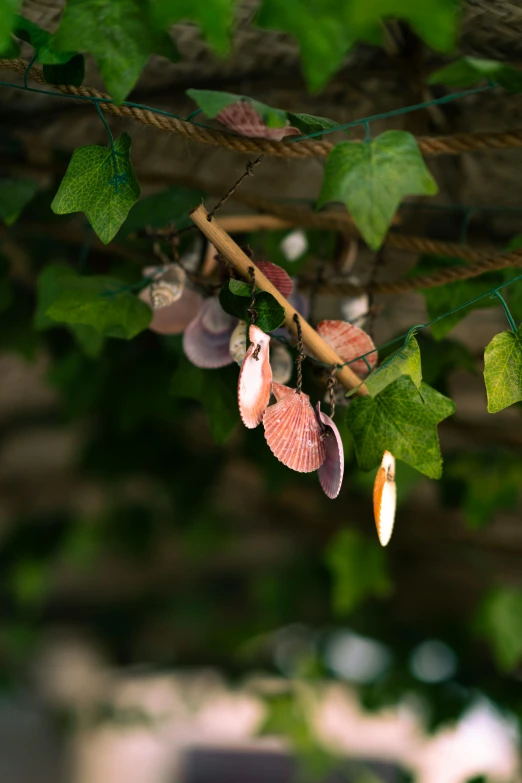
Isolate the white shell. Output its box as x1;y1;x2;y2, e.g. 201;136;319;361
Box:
269;341;293;385
373;451;396;547
229;321;248;365
148;264;187;309
238;325;272;429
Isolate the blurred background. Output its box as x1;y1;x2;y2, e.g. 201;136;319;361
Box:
1;1;522;781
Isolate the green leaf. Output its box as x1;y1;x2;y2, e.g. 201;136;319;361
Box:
0;35;19;58
44;272;151;340
349;335;422;398
0;0;21;52
52;0;178;103
324;529;392;615
346;376;455;478
153;0;236;56
14;15;75;63
186;88;288;128
256;0;355;93
51;133;140;244
475;587;522;671
286;111;340;136
35;265;105;356
317;131;437;250
0;178;40;225
428;57;522;93
410;255;503;339
119;185;205;236
170;357;239;444
219;279;286;332
483;325;522;413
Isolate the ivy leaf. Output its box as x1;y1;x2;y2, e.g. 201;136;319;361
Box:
120;185;205;236
317;131;437;250
0;36;19;58
483;325;522;413
346;376;455;478
13;16;85;85
44;272;151;340
348;335;422;398
286;112;340;136
256;0;356;93
475;588;522;671
0;177;40;225
324;529;392;615
410;255;503;339
51;133;140;245
428;57;522;93
35;264;105;356
153;0;236;56
0;0;21;52
170;356;239;444
219;279;286;332
186;89;288;128
52;0;178;104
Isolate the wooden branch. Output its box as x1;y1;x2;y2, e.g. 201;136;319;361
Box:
190;204;368;395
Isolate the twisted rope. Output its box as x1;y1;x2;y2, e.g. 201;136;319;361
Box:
3;58;522;158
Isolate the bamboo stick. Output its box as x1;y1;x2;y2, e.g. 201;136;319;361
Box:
190;204;368;396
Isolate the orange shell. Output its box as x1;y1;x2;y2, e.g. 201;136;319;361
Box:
263;388;326;473
316;320;377;377
373;451;396;547
238;325;272;429
255;261;294;297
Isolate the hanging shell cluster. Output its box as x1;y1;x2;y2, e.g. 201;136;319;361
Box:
140;265;202;335
215;101;301;141
148;264;187;309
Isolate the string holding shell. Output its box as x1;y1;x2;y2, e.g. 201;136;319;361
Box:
215;101;301;141
183;297;236;369
229;321;248;365
148;264;187;309
269;341;293;385
316;320;378;377
263;387;326;473
315;403;345;499
238;325;273;429
373;451;397;547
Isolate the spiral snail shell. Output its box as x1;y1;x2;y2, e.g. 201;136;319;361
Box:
148;264;187;310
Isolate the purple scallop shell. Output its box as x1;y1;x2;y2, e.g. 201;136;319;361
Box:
315;402;345;499
183;298;236;369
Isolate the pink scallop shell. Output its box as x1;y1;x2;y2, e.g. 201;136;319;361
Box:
215;102;301;141
263;388;326;473
315;403;344;499
255;260;294;297
316;320;377;377
140;286;203;335
271;382;294;402
238;325;273;429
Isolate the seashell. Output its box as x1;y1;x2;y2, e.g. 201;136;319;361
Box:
201;296;236;334
140;286;203;335
316;320;377;377
215;101;301;141
255;260;294;297
238;325;273;429
263;388;326;473
373;451;396;547
315;403;344;499
271;382;294;402
229;321;248;365
183;298;235;368
149;264;187;309
270;341;293;385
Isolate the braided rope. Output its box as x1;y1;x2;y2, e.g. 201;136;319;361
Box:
3;58;522;158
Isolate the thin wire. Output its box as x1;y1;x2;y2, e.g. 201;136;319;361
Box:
493;290;517;332
0;73;496;146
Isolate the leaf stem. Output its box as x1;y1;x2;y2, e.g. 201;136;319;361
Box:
493;290;518;332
